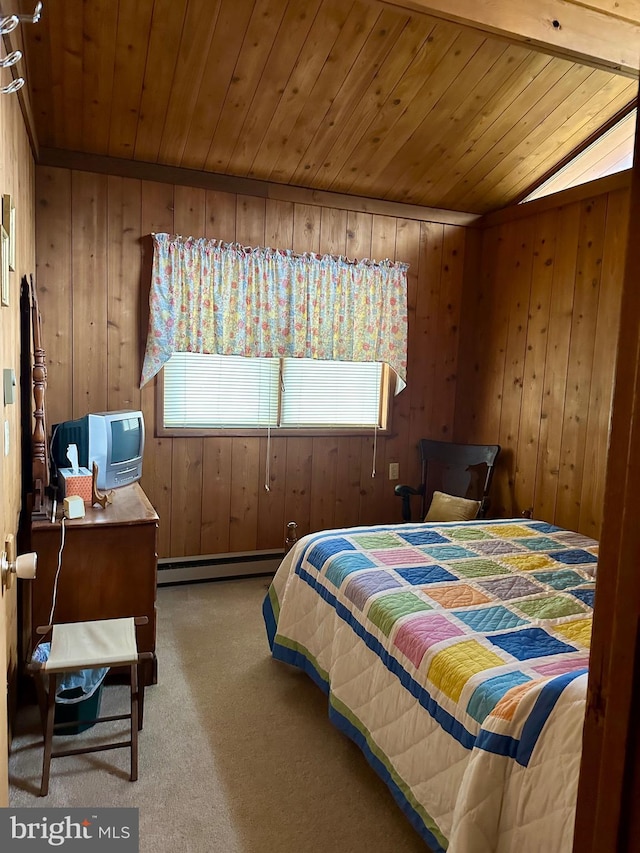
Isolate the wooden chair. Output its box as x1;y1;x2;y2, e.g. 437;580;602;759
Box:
28;616;152;797
395;439;500;522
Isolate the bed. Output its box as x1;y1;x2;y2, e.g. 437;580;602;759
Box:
263;518;596;852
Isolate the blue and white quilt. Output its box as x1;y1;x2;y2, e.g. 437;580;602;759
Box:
263;519;595;851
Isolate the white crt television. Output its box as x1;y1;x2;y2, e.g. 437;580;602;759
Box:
51;410;145;491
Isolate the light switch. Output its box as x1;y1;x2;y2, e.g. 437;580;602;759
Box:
3;368;16;405
389;462;399;480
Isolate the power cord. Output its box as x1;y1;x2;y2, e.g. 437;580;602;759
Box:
39;516;67;644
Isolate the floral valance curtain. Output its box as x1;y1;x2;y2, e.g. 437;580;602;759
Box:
141;233;408;390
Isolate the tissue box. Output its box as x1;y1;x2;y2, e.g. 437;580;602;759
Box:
58;467;93;503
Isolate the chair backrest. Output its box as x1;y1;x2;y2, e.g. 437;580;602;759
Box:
417;439;500;520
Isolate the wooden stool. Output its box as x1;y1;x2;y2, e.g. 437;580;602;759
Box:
28;616;152;797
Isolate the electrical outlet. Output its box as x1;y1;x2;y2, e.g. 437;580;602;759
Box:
389;462;399;480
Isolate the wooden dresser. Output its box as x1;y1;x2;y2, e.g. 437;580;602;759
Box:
25;483;159;686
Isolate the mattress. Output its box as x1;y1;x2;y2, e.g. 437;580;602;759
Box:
263;518;596;851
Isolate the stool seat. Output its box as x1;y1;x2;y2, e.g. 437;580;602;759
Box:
45;618;138;671
28;616;152;797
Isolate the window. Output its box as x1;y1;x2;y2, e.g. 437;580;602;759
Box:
520;109;635;204
161;352;389;434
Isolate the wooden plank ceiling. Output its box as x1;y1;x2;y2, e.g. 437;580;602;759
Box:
21;0;638;214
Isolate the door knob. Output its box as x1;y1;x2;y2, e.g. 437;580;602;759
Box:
1;533;37;591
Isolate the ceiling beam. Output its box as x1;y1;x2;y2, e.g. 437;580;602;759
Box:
379;0;640;77
37;148;481;227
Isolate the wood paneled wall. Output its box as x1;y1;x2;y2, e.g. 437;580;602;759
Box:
455;186;630;539
0;91;36;802
35;166;473;558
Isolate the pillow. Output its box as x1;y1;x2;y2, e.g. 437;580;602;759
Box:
424;491;481;523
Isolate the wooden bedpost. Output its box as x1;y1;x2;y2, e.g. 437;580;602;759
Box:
285;521;298;553
30;274;49;516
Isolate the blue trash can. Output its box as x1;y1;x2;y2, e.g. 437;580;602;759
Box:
54;683;104;735
32;642;109;736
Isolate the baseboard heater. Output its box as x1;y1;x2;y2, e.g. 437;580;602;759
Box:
157;549;285;586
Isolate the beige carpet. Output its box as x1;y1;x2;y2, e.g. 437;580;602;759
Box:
9;578;428;852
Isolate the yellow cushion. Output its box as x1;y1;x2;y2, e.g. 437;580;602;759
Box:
424;491;481;523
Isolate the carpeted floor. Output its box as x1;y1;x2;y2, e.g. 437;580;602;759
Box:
9;577;428;852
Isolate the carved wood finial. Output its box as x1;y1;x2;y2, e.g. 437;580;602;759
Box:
285;520;298;553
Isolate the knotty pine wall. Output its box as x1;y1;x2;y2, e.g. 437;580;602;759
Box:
35;166;473;558
0;91;36;799
455;184;630;540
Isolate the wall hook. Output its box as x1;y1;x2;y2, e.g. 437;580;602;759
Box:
0;50;22;68
17;2;42;24
0;15;19;35
1;78;24;94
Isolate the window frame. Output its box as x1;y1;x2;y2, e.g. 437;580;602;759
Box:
155;356;395;438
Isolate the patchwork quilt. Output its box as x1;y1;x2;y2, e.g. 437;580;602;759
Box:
263;519;597;852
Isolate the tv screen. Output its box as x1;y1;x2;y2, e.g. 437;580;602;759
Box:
110;415;143;464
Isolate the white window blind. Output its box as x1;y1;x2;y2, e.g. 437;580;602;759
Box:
163;353;279;428
281;359;382;427
163;353;383;430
